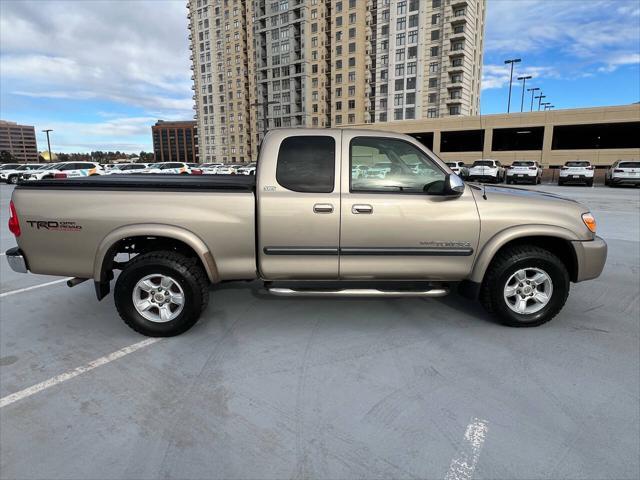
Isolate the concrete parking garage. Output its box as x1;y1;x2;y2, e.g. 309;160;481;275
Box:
0;183;638;479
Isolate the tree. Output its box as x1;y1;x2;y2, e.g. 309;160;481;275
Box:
0;151;14;164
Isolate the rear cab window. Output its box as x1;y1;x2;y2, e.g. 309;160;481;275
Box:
276;136;336;193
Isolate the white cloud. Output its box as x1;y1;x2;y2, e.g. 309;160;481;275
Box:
0;0;193;118
482;64;559;90
486;0;640;73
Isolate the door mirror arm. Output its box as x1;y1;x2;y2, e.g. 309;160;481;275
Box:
443;173;465;197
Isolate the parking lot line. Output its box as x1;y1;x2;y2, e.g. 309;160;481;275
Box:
444;418;489;480
0;338;160;409
0;277;73;298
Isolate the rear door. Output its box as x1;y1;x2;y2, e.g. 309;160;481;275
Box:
339;132;480;280
258;130;341;279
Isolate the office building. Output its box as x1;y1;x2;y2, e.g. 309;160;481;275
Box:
187;0;486;163
0;120;38;163
151;120;199;162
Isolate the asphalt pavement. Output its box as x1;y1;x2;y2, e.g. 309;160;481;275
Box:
0;182;638;479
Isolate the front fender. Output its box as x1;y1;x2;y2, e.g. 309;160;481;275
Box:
469;224;579;284
93;223;220;283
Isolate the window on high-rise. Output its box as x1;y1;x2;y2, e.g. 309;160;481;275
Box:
397;1;407;14
394;94;403;106
409;14;419;28
430;46;439;57
432;0;441;7
348;100;355;109
349;42;356;53
431;30;440;40
395;79;404;90
394;109;403;120
396;33;406;45
336;16;342;26
349;0;356;8
408;46;418;59
428;77;438;88
429;62;439;73
408;30;418;43
409;0;419;10
397;17;406;30
406;92;415;104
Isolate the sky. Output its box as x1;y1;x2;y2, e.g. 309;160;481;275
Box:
0;0;639;154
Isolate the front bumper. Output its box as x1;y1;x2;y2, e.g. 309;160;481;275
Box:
5;247;28;273
572;236;607;282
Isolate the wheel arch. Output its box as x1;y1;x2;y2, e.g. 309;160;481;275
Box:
93;224;220;290
470;226;579;285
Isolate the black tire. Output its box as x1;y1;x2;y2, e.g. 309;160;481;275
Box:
586;179;594;187
8;175;18;185
114;250;209;336
558;179;564;186
506;178;512;185
480;245;570;327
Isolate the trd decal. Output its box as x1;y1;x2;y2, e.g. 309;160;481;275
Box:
26;220;82;231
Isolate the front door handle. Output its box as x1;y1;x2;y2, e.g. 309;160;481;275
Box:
313;203;334;214
352;204;373;214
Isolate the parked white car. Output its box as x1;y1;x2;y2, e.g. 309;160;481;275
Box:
215;164;238;175
558;161;594;186
199;163;223;174
0;164;45;184
237;163;257;175
506;160;542;185
605;160;640;187
0;163;22;172
142;162;191;174
467;159;505;183
445;161;469;179
20;162;103;181
107;163;149;174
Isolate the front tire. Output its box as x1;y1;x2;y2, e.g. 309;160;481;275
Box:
480;245;570;327
114;251;209;336
8;176;18;185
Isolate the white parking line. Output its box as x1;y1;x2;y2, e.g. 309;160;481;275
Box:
0;278;72;298
0;338;160;408
444;418;489;480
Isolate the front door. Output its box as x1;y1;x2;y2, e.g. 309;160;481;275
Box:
258;130;342;280
339;132;480;280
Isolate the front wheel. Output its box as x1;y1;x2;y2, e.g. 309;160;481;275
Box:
114;251;209;336
8;176;18;184
480;245;569;327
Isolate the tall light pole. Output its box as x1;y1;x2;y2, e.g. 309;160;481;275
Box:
42;129;53;163
517;75;532;112
541;102;551;111
527;87;540;112
535;94;546;111
504;58;521;113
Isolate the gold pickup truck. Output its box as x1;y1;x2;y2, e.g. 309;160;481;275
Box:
6;129;607;336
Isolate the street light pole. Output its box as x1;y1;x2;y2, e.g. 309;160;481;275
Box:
517;75;532;112
504;58;522;113
42;129;53;163
527;87;540;112
536;94;546;111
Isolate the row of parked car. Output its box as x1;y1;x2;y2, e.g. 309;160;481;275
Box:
2;159;638;187
446;159;640;187
0;161;257;183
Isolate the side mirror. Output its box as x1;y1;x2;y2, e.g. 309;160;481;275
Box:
443;173;465;196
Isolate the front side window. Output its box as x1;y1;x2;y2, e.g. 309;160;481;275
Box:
276;136;335;193
350;137;446;194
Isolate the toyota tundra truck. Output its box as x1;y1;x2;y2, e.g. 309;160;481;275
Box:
6;129;607;336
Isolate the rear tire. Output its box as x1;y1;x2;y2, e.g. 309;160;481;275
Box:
586;179;594;187
114;251;209;336
480;245;570;327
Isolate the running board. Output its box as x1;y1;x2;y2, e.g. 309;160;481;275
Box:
267;287;449;298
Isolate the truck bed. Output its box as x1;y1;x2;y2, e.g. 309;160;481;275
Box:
17;174;255;191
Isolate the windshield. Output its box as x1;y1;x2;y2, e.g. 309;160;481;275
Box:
473;161;494;167
512;161;534;167
619;162;640;168
566;161;590;167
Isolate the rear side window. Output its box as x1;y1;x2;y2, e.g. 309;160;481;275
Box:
619;162;640;168
276;136;335;193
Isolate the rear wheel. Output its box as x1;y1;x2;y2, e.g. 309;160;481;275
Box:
480;245;569;327
8;175;18;185
114;251;209;336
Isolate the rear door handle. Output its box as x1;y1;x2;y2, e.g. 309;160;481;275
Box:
313;203;334;214
352;204;373;214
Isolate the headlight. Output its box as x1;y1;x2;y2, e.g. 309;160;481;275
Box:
582;212;597;233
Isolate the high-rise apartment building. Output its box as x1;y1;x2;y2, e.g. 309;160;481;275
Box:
151;120;198;162
0;120;38;163
188;0;485;163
